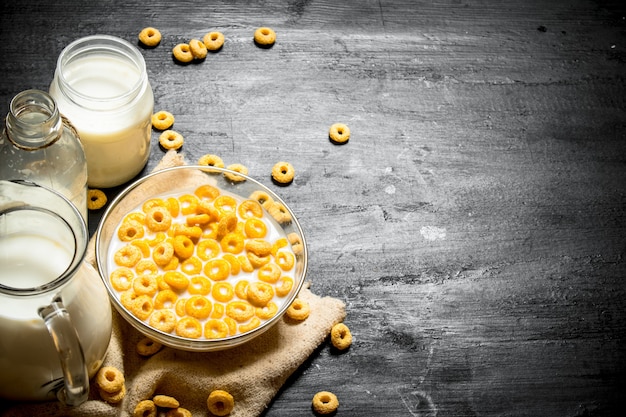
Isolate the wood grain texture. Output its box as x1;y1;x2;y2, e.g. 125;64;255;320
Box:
1;0;625;415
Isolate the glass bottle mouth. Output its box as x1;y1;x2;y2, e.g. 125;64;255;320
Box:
55;35;147;111
4;89;62;149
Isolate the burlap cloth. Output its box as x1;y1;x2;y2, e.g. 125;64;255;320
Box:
1;150;346;417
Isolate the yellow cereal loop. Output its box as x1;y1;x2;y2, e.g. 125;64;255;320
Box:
87;188;107;210
151;110;175;130
134;399;157;417
147;231;166;246
271;237;288;256
204;319;229;339
210;302;225;318
197;238;220;260
175;317;202;338
257;263;281;284
159;130;184;150
275;276;293;297
136;337;163;357
118;220;145;242
145;206;172;232
189;38;208;59
154;289;178;309
188;276;212;295
186;213;211;227
329;122;350;144
249;190;274;206
239;316;261;333
214;195;237;215
238;254;254;273
246;282;274;307
124;211;146;225
133;275;158;297
247;252;270;269
173;235;195;259
312;391;339;415
114;244;142;268
181;256;202;275
135;259;159;276
166;197;180;217
198;153;225;168
142;198;166;213
203;31;225;51
224;317;237;335
245;238;272;257
212;281;234;303
256;301;278;320
331;322;353;350
175;298;187;317
172;43;193;63
138;27;161;47
131;239;151;258
162;256;180;271
207;389;234;417
234;280;249;300
110;267;134;292
156;274;171;291
178;194;199;215
163;271;190;291
222;253;241;275
286;298;309;321
226;300;254;322
96;366;125;394
166;407;192;417
267;201;292;224
204;258;231;281
175;225;202;240
120;289;139;310
149;309;177;333
152;241;175;266
244;218;267;238
271;161;295;184
220;232;244;254
217;212;238;239
254;27;276;47
153;394;180;408
224;163;248;182
131;295;154;321
237;199;263;219
275;250;295;271
185;295;212;320
99;383;126;404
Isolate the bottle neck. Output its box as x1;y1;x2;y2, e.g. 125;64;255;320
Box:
4;90;62;150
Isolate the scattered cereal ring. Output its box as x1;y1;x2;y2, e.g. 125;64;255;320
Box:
96;366;125;394
271;161;295;184
159;130;184;150
207;389;234;417
173;234;195;259
176;316;202;338
239;316;261;333
163;271;190;291
203;31;225;51
234;280;249;300
130;294;154;320
188;276;212;296
154;289;178;309
267;201;292;224
135;259;159;276
195;184;221;201
114;244;142;268
249;190;274;206
110;267;134;291
189;38;208;59
142;198;167;213
329;123;350;144
197;238;220;261
237;199;263;219
255;301;278;320
131;239;151;258
198;153;225;168
134;399;157;417
152;111;175;130
275;276;294;297
286;298;310;321
217;213;238;239
204;258;231;281
245;238;272;257
178;193;199;215
133;274;158;297
172;43;193;63
214;195;237;215
211;302;225;318
145;206;172;232
221;232;245;254
166;197;180;217
181;256;202;275
224;163;248;182
222;253;241;275
175;298;188;317
165;407;192;417
275;250;295;271
87;188;107;210
212;281;234;303
204;319;229;339
331;322;353;350
246;252;271;269
149;309;177;333
99;383;126;404
246;281;274;307
238;254;254;273
254;27;276;47
185;295;212;320
118;220;145;242
244;218;267;239
257;263;281;284
139;27;161;47
153;241;175;266
153;394;180;408
226;300;255;322
312;391;339;415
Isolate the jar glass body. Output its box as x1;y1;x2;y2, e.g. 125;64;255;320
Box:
49;35;154;188
0;89;88;220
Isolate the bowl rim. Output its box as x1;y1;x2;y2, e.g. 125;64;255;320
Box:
94;164;308;351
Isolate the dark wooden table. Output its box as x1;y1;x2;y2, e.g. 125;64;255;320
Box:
2;0;625;415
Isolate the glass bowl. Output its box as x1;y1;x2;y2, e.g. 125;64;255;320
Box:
95;165;307;351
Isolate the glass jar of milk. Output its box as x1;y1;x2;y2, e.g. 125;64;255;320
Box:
49;35;154;188
0;89;88;221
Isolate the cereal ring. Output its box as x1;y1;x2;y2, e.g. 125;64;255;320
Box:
153;394;180;408
204;319;229;339
224;317;237;335
194;184;220;201
131;295;154;320
96;366;125;394
198;153;225;168
175;298;187;317
181;256;202;275
244;218;267;238
134;400;157;417
237;199;263;220
329;123;350;144
131;239;151;258
214;195;237;215
120;289;139;310
175;224;202;240
178;194;199;215
203;31;225;51
176;316;202;339
87;188;107;210
246;252;270;269
153;241;175;266
275;276;294;297
331;322;352;350
246;282;274;307
173;235;195;259
148;231;166;246
238;254;254;273
118;220;145;242
197;238;220;261
136;337;163;357
254;27;276;46
239;316;261;333
286;298;309;321
114;244;142;268
159;130;184;150
271;237;288;256
142;198;166;213
186;213;211;227
275;250;295;271
207;390;234;417
133;274;158;297
217;213;238;239
234;280;249;300
110;267;134;291
226;300;255;322
222;253;241;275
149;309;177;333
163;271;190;291
166;197;180;217
312;391;339;415
212;281;234;303
172;43;193;63
152;111;175;130
165;407;192;417
255;301;278;320
245;238;272;257
135;259;159;276
224;163;248;182
189;38;208;59
185;295;212;319
221;232;245;254
267;201;292;224
257;263;281;284
145;206;172;232
271;161;295;184
124;211;147;225
204;258;231;281
99;383;126;404
139;27;161;47
249;190;274;206
184;276;210;296
211;302;225;318
154;289;178;309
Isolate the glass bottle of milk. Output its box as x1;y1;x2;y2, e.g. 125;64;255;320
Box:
49;35;154;188
0;89;88;221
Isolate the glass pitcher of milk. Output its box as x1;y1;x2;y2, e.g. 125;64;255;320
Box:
49;35;154;188
0;180;112;405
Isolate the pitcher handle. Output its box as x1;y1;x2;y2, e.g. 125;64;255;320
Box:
39;297;89;406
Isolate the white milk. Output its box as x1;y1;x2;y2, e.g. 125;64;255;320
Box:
50;53;153;188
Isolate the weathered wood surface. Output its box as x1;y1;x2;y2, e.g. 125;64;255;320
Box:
1;0;625;415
